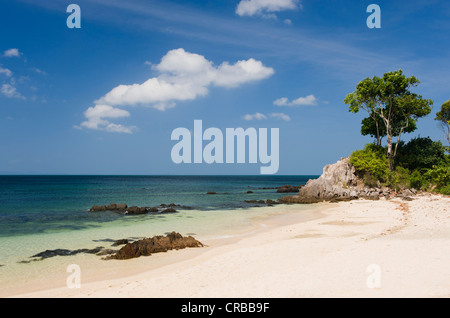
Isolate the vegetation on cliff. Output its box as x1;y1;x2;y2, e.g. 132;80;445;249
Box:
347;78;449;195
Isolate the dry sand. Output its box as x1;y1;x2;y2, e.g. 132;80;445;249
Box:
10;193;450;298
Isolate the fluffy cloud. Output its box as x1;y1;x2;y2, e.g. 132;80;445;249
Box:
236;0;300;17
80;49;274;133
243;112;290;122
96;48;274;109
0;66;12;77
80;105;135;134
3;48;21;58
270;112;291;121
243;112;267;121
1;84;24;99
274;94;318;106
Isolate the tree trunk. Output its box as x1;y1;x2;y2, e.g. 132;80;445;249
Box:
375;120;381;146
386;125;394;172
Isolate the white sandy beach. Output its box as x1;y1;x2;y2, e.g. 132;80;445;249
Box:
9;193;450;298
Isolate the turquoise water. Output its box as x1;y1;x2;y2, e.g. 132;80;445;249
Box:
0;175;318;293
0;175;316;238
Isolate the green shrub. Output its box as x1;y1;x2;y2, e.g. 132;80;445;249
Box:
439;184;450;195
395;137;446;171
350;144;389;184
409;170;426;190
386;166;410;190
423;164;450;191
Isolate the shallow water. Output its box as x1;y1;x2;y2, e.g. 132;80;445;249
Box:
0;175;318;294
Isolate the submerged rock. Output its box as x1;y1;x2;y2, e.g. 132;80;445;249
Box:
30;247;104;261
125;206;148;215
90;205;107;212
112;239;129;246
162;207;177;213
88;203;191;215
108;232;203;260
277;185;302;193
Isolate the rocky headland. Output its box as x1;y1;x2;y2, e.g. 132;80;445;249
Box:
279;157;415;204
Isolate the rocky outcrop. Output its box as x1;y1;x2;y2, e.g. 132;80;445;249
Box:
89;203;192;214
277;185;303;193
244;199;280;206
108;232;203;260
279;157;392;204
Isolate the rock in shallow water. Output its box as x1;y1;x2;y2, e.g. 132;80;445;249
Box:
107;232;203;260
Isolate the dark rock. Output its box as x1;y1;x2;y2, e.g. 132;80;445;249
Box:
162;207;177;213
107;203;117;210
246;191;254;194
112;239;129;246
277;185;302;193
30;247;104;260
116;204;128;211
125;206;148;215
108;232;203;260
147;206;160;213
206;192;216;195
96;249;118;256
90;205;107;212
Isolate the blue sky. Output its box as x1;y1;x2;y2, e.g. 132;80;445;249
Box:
0;0;449;175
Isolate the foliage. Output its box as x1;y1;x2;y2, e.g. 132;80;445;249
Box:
385;166;410;190
409;170;425;190
423;164;450;190
439;184;450;195
360;110;417;145
395;137;446;171
349;140;449;193
435;100;450;124
435;100;450;145
350;144;388;183
345;70;433;171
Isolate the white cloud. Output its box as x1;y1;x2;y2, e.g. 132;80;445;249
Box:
4;48;21;58
1;84;24;99
274;94;318;106
31;67;47;75
97;49;274;108
0;66;12;77
243;112;267;121
80;49;274;133
270;112;291;121
80;104;135;134
236;0;300;17
243;112;290;122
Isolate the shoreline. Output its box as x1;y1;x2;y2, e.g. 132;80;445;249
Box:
5;193;450;298
0;203;324;297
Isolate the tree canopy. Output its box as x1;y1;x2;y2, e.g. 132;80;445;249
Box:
345;70;433;171
435;100;450;145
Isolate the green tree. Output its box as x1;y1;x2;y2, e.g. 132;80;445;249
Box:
361;112;417;146
345;70;433;171
395;137;446;171
435;100;450;145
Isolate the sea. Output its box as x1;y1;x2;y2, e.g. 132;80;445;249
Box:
0;175;318;295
